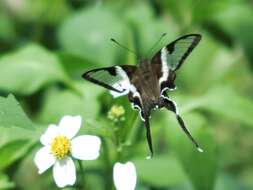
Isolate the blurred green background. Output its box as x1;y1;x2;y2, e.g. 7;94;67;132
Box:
0;0;253;189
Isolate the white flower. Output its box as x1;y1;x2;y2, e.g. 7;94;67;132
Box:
113;162;137;190
34;115;101;188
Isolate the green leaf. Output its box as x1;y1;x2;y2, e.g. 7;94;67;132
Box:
0;115;37;171
133;155;187;187
0;173;15;189
203;87;253;127
0;12;15;41
80;118;114;139
0;94;34;129
161;0;228;27
38;82;102;124
0;139;33;171
164;113;217;190
210;2;253;64
58;7;128;66
57;51;97;77
215;174;246;190
181;86;253;127
0;44;68;95
0;126;37;148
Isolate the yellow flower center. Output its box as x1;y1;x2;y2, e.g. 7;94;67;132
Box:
50;136;71;159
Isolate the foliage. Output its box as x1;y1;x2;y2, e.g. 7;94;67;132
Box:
0;0;252;189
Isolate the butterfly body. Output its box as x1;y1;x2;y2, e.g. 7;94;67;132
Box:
127;59;176;120
82;34;203;157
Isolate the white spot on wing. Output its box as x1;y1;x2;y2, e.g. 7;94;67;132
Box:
159;47;170;85
110;66;131;98
130;85;141;99
109;66;143;100
146;155;152;160
197;147;204;153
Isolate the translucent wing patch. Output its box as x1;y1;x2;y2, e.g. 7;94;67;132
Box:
82;65;136;98
162;34;201;70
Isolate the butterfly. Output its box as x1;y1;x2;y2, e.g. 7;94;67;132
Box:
82;34;203;157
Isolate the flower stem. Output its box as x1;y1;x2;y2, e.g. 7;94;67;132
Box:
102;138;114;190
77;160;86;189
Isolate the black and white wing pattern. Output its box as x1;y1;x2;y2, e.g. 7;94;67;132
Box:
151;34;201;71
151;34;201;93
150;34;203;155
82;65;136;98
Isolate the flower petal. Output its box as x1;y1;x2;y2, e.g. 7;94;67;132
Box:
40;124;59;145
34;146;55;174
113;162;137;190
71;135;101;160
53;157;76;188
58;115;82;139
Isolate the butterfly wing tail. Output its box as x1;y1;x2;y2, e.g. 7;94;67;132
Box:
162;95;203;152
143;115;154;159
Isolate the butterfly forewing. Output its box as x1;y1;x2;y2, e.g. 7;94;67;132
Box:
152;34;201;71
82;65;136;97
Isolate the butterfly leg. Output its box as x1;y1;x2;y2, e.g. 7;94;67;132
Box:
161;94;203;152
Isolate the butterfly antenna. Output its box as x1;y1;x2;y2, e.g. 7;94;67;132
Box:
145;33;167;58
110;38;138;57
